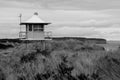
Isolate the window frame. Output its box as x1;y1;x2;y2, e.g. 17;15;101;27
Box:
33;24;44;32
29;24;33;31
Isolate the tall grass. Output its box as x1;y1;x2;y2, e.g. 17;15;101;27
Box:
0;40;119;80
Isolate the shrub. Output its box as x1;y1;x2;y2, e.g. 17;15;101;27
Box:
96;50;120;80
0;39;111;80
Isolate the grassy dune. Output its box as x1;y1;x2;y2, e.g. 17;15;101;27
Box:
0;40;119;80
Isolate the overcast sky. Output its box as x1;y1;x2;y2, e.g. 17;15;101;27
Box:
0;0;120;40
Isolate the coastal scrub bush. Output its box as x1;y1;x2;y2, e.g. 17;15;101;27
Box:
96;49;120;80
0;39;117;80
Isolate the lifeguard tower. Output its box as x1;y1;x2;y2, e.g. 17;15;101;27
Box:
19;12;52;40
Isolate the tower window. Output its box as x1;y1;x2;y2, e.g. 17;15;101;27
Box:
33;25;44;31
29;24;32;31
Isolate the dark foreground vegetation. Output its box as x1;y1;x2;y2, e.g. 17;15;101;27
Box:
0;39;119;80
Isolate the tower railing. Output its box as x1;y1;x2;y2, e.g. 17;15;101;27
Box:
45;31;52;39
19;31;52;40
19;31;27;39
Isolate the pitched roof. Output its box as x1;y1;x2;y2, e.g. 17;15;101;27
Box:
21;12;50;25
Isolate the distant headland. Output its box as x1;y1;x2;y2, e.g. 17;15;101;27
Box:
0;37;107;44
52;37;107;44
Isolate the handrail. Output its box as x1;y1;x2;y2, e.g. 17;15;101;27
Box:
19;31;52;40
45;31;52;39
19;31;26;39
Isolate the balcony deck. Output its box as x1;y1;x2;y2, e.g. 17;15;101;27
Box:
19;31;52;40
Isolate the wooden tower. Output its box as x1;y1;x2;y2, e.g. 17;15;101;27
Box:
19;12;52;40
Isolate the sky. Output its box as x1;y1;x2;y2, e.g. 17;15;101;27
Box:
0;0;120;40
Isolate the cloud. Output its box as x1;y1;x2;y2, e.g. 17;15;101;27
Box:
1;0;120;10
51;27;99;37
35;0;120;10
0;0;45;9
50;26;120;40
0;0;120;40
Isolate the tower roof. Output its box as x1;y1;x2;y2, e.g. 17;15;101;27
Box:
21;12;50;25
